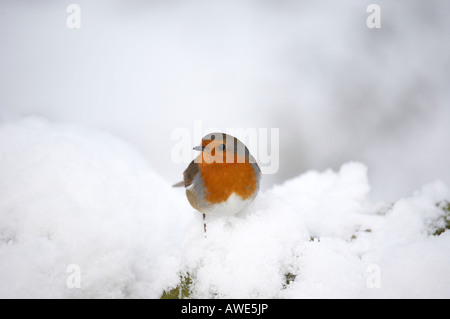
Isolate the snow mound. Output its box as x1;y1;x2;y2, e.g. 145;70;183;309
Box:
178;165;450;298
0;117;449;298
0;117;192;298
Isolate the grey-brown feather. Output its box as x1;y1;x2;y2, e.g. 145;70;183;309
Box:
183;160;199;187
172;160;200;188
172;181;185;187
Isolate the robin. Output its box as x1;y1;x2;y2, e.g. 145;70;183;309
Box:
174;133;261;231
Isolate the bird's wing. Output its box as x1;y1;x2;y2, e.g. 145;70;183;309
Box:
172;160;200;188
183;160;199;187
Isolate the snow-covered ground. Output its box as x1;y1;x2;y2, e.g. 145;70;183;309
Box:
1;117;449;298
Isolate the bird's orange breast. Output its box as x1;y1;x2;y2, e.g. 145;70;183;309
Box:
198;160;258;204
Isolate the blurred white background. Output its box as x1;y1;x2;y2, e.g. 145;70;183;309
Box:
1;0;449;201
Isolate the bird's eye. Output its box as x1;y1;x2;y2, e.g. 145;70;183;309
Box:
218;144;226;151
210;134;215;140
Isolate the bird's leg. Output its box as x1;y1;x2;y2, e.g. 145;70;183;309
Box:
203;213;206;234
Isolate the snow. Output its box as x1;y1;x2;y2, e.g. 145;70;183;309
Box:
1;117;449;298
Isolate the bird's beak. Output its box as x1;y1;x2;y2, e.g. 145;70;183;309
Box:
193;145;207;151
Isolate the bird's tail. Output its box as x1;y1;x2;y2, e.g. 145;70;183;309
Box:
172;181;185;187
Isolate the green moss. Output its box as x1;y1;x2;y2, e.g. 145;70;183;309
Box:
309;236;319;242
433;201;450;236
433;216;450;236
160;273;193;299
285;273;296;285
281;272;297;290
350;228;371;241
444;202;450;212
